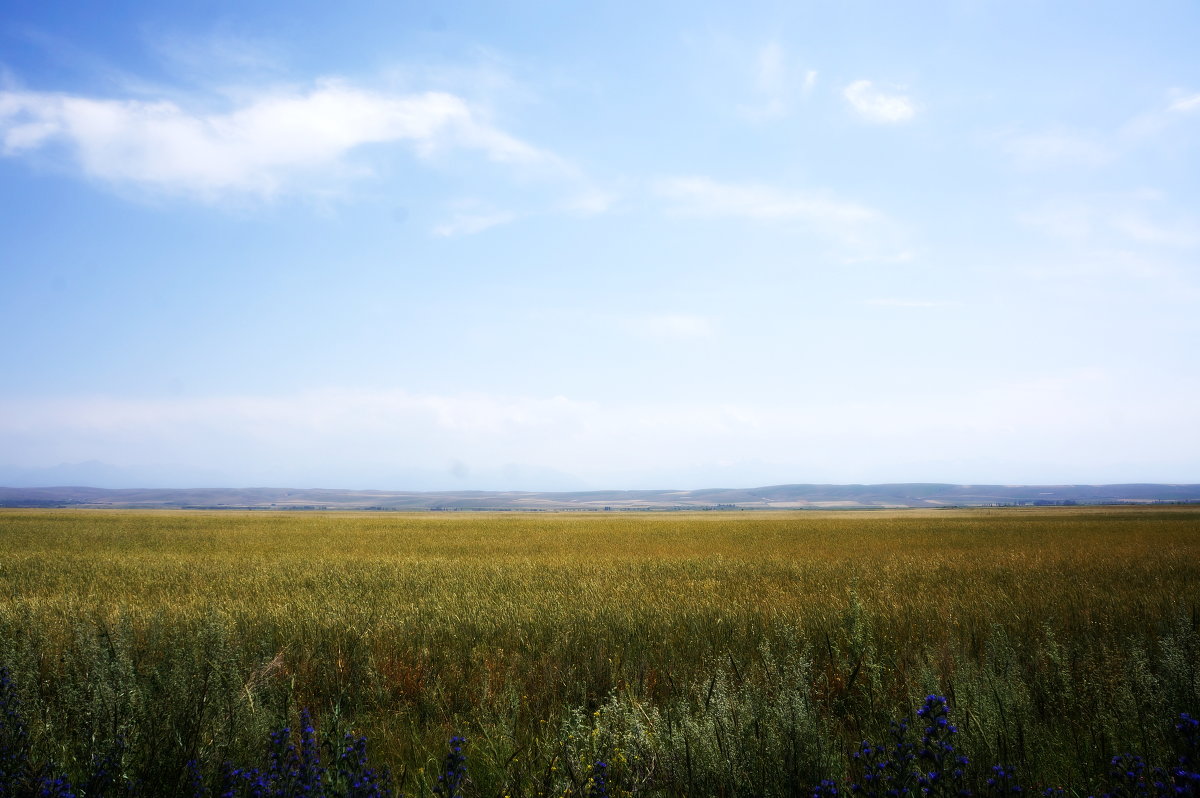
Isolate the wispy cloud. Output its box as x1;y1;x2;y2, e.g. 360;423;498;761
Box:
755;43;785;91
738;42;816;121
432;208;517;238
621;313;715;341
656;176;878;225
842;80;915;124
1019;190;1199;250
562;187;619;216
145;30;288;82
1002;128;1114;170
1004;91;1200;169
747;41;787;119
0;79;563;199
654;175;906;259
431;182;617;236
864;298;952;308
1167;92;1200;113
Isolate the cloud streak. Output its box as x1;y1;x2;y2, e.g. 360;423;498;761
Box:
1168;92;1200;113
864;298;952;308
843;80;915;123
620;313;715;341
654;175;906;259
656;176;878;226
432;209;517;237
1019;190;1199;250
0;79;561;199
1002;129;1114;170
737;42;816;121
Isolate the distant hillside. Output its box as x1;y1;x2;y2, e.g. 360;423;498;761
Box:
2;483;1199;510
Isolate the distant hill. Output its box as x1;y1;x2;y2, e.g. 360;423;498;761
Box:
2;483;1199;510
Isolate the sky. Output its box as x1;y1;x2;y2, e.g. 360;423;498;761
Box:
1;0;1199;490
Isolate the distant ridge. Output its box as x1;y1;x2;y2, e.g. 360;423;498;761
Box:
2;483;1199;510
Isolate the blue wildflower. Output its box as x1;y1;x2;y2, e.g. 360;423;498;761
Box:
985;764;1024;796
432;736;467;798
586;760;609;798
1;668;33;795
36;773;76;798
336;733;393;798
814;778;841;798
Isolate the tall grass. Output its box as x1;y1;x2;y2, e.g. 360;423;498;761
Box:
1;507;1198;794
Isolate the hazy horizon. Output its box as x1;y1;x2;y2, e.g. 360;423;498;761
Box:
3;460;1198;495
3;1;1199;491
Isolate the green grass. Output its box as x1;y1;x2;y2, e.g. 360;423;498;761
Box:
1;506;1198;795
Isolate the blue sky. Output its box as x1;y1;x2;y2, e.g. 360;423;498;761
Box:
2;0;1199;490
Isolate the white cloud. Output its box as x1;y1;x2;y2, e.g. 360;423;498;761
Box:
737;42;816;121
1019;191;1198;250
562;187;619;216
1110;212;1199;248
654;175;906;259
1002;129;1114;169
656;176;878;225
864;298;951;308
842;80;915;124
432;209;517;237
0;80;562;199
1017;203;1094;241
622;313;715;340
843;250;917;265
1007;91;1200;168
146;31;287;81
1168;92;1200;113
755;42;785;96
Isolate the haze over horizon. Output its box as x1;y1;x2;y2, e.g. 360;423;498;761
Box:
3;1;1199;491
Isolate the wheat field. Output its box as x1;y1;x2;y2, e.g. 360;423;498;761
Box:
1;506;1198;795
